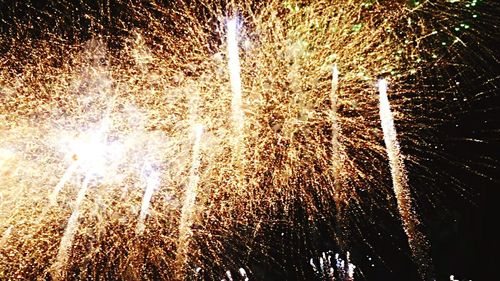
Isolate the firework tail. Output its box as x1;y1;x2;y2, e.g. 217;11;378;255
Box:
227;18;245;166
378;79;434;280
331;64;342;175
175;124;204;278
51;116;112;278
330;64;350;251
51;174;92;280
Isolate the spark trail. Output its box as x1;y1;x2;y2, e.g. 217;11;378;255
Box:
0;149;14;176
175;123;204;277
330;64;343;179
329;64;349;245
227;18;244;163
52;174;92;280
378;79;434;280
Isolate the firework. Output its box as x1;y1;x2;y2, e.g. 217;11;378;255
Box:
0;0;496;280
378;79;433;279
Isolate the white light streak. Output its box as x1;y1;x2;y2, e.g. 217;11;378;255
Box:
53;174;92;278
175;123;204;275
227;18;244;137
0;149;13;172
378;79;433;280
136;161;160;234
331;64;343;176
50;162;79;205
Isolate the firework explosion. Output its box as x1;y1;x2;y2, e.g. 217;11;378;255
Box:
0;0;498;280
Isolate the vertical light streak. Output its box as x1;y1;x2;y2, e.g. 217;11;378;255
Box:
331;64;343;177
227;18;244;159
330;64;349;248
0;150;9;171
52;174;92;279
346;252;355;281
136;162;160;234
175;123;204;277
331;64;339;101
378;79;433;280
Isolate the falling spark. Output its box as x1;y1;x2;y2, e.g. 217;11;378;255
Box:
345;252;355;281
378;79;433;280
175;123;204;276
0;148;15;176
136;161;160;234
330;64;348;249
51;117;115;278
0;149;11;171
331;64;339;106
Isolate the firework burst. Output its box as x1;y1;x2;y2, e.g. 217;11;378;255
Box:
0;0;498;280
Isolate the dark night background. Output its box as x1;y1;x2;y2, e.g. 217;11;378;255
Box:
0;1;498;280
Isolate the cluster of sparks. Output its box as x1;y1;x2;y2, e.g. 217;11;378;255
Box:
310;251;355;281
0;0;494;280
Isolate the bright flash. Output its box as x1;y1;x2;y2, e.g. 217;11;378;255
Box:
50;119;124;205
66;134;124;176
